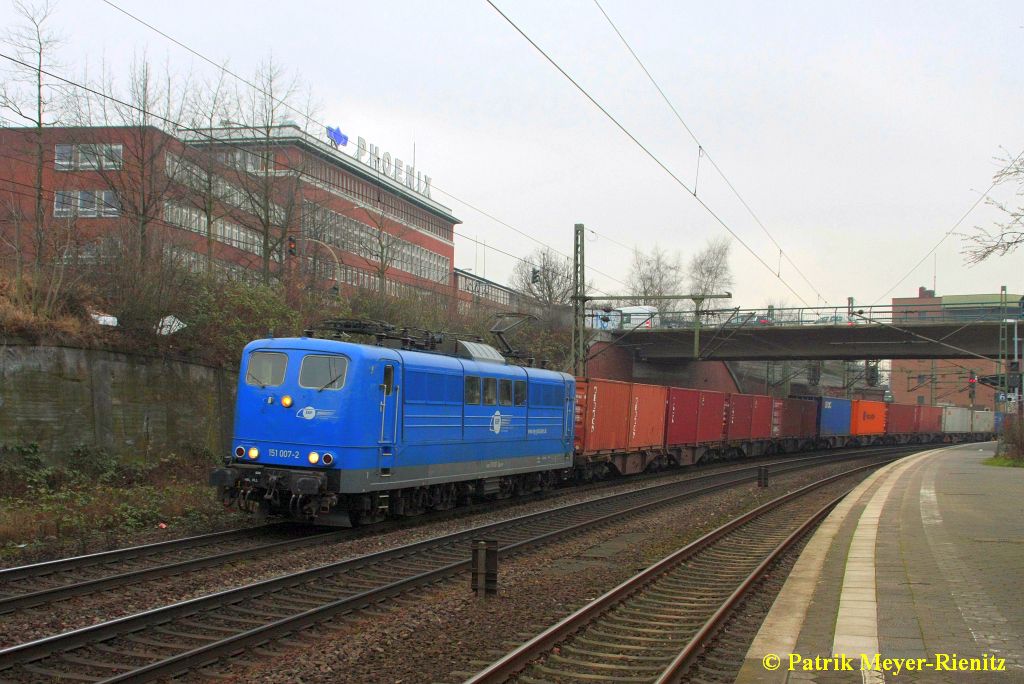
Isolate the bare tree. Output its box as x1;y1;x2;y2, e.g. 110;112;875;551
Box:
627;244;683;311
65;53;193;330
180;67;238;275
223;57;310;285
688;236;733;298
0;0;66;309
353;202;412;294
964;151;1024;264
510;247;574;306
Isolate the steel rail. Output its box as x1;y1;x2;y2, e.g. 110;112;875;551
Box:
653;494;841;683
0;446;902;619
0;448;908;681
0;525;287;582
462;461;885;684
0;527;351;613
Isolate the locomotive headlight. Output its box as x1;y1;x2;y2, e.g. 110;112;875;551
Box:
281;395;293;408
308;451;320;464
247;447;259;459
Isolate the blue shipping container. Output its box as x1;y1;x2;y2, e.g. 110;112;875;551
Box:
818;397;852;436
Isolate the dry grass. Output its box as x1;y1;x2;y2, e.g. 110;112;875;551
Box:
0;445;243;563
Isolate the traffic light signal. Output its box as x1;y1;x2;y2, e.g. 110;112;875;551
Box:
530;268;541;284
968;370;977;400
287;236;297;256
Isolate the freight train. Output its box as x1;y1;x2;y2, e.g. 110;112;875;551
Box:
210;336;996;525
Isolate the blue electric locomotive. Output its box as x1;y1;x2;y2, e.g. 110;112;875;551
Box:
210;336;575;525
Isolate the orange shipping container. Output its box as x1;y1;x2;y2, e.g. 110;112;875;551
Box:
574;378;632;453
850;400;887;435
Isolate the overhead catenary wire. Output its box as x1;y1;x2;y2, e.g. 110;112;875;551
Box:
94;0;628;291
871;144;1024;304
590;0;828;305
485;0;812;307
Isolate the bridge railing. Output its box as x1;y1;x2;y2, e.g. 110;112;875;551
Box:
620;301;1024;331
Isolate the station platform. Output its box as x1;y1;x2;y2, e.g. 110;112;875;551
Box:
736;442;1024;683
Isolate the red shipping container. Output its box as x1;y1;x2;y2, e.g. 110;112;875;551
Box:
728;394;754;441
915;405;943;434
666;388;727;445
851;400;887;435
798;399;818;438
886;403;916;435
777;399;804;438
574;378;631;453
750;395;773;439
771;399;785;437
627;383;669;449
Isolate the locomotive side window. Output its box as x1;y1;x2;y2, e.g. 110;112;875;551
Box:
499;379;513;406
482;378;497;405
298;354;349;391
514;380;527;406
381;365;395;395
246;351;287;387
465;376;481;404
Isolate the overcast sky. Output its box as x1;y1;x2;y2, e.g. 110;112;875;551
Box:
4;0;1022;310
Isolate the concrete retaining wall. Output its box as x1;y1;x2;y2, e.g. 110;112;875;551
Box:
0;342;236;460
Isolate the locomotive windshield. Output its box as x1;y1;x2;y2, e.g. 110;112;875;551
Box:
245;351;287;387
299;354;349;391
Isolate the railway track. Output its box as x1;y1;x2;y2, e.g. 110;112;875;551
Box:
0;446;893;618
0;447;910;683
0;524;349;615
461;464;872;684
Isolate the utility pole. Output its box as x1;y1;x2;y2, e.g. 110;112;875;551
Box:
999;285;1008;411
572;223;586;376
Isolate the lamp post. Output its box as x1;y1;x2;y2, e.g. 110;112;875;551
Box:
303;237;343;298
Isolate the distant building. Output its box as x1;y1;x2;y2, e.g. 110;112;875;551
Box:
890;287;1021;409
0;123;461;298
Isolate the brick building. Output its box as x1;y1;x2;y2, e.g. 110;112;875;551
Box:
0;123;464;299
889;287;1022;410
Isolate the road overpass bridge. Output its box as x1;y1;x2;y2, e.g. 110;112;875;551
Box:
603;304;1017;363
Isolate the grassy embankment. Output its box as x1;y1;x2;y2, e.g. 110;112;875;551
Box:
0;444;246;564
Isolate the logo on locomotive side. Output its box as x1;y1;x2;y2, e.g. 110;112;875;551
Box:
491;411;502;434
296;406;338;421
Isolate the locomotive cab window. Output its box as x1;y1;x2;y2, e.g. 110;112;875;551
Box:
246;351;287;387
381;365;395;396
465;376;481;404
298;354;348;391
482;377;497;406
499;379;513;406
514;380;527;406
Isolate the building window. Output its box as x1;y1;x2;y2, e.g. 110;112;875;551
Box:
78;191;98;217
53;190;119;218
55;144;73;170
101;190;119;217
78;145;101;170
917;395;925;405
102;144;123;170
54;143;124;170
917;374;926;385
54;190;75;217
